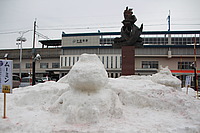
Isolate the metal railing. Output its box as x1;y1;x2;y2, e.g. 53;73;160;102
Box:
89;31;200;46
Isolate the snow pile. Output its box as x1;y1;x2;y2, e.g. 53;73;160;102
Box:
50;54;122;124
0;53;200;133
151;66;181;90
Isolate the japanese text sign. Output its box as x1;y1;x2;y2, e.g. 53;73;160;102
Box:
0;60;13;93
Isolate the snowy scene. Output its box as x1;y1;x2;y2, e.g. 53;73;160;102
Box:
0;54;200;133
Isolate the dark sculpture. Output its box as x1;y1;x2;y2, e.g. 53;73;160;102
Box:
113;7;143;48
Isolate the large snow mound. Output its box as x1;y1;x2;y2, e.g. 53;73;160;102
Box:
0;54;200;133
50;54;122;124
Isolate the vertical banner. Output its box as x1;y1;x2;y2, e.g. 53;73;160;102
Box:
185;75;192;87
0;60;13;93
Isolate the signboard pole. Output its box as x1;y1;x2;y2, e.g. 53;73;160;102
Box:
3;93;6;119
3;57;7;119
186;85;189;95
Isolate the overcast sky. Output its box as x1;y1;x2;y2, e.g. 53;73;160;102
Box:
0;0;200;49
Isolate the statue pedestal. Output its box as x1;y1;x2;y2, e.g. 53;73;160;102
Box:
122;46;135;75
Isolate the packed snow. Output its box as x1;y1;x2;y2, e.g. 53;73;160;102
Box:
0;54;200;133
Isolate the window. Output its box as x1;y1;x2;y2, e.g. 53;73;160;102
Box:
40;63;48;68
111;56;113;68
115;56;118;68
106;56;109;68
102;56;104;64
26;63;32;68
69;57;71;66
13;63;20;69
142;61;158;69
178;62;193;69
65;57;67;66
61;57;63;67
73;57;75;65
120;56;122;68
52;63;59;68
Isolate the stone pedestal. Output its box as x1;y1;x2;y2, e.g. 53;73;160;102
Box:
122;46;135;75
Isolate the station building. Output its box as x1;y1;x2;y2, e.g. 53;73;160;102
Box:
0;30;200;87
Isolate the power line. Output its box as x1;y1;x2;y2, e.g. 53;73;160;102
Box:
35;31;50;40
0;30;33;35
0;31;22;35
0;23;199;35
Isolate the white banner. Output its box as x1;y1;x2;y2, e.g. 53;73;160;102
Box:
0;60;13;93
185;75;192;87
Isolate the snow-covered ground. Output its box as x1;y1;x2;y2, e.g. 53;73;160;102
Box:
0;54;200;133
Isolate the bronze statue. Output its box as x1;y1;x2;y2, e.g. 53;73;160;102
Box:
113;7;143;48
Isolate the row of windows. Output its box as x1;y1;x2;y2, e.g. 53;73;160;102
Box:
61;55;195;70
60;55;122;69
178;62;194;69
142;61;159;69
141;61;194;70
61;55;160;69
13;63;60;69
14;60;192;70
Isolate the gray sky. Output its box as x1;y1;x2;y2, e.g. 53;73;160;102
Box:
0;0;200;49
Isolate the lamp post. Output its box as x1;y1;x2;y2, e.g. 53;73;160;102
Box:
190;62;199;98
32;20;37;85
16;37;26;79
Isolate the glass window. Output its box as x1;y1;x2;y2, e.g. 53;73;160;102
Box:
52;63;59;68
26;63;32;68
115;56;118;68
65;57;67;66
73;57;75;65
69;57;71;66
107;56;109;68
13;63;20;69
102;56;104;64
120;56;122;68
142;61;159;69
61;57;63;67
40;63;48;69
178;62;193;69
111;56;113;68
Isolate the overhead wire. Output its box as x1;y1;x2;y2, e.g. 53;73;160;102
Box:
0;23;199;35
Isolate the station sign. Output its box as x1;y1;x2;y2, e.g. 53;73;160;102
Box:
62;35;100;47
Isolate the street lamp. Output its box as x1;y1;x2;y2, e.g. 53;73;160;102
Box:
16;37;26;79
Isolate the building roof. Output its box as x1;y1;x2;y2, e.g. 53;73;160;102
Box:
39;39;61;47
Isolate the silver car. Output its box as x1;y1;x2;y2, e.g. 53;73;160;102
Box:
19;77;44;87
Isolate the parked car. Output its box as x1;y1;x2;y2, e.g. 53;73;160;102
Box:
41;77;52;82
13;75;21;88
19;77;44;87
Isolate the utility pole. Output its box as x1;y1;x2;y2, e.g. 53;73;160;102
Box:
167;10;171;45
32;20;36;85
167;10;171;31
